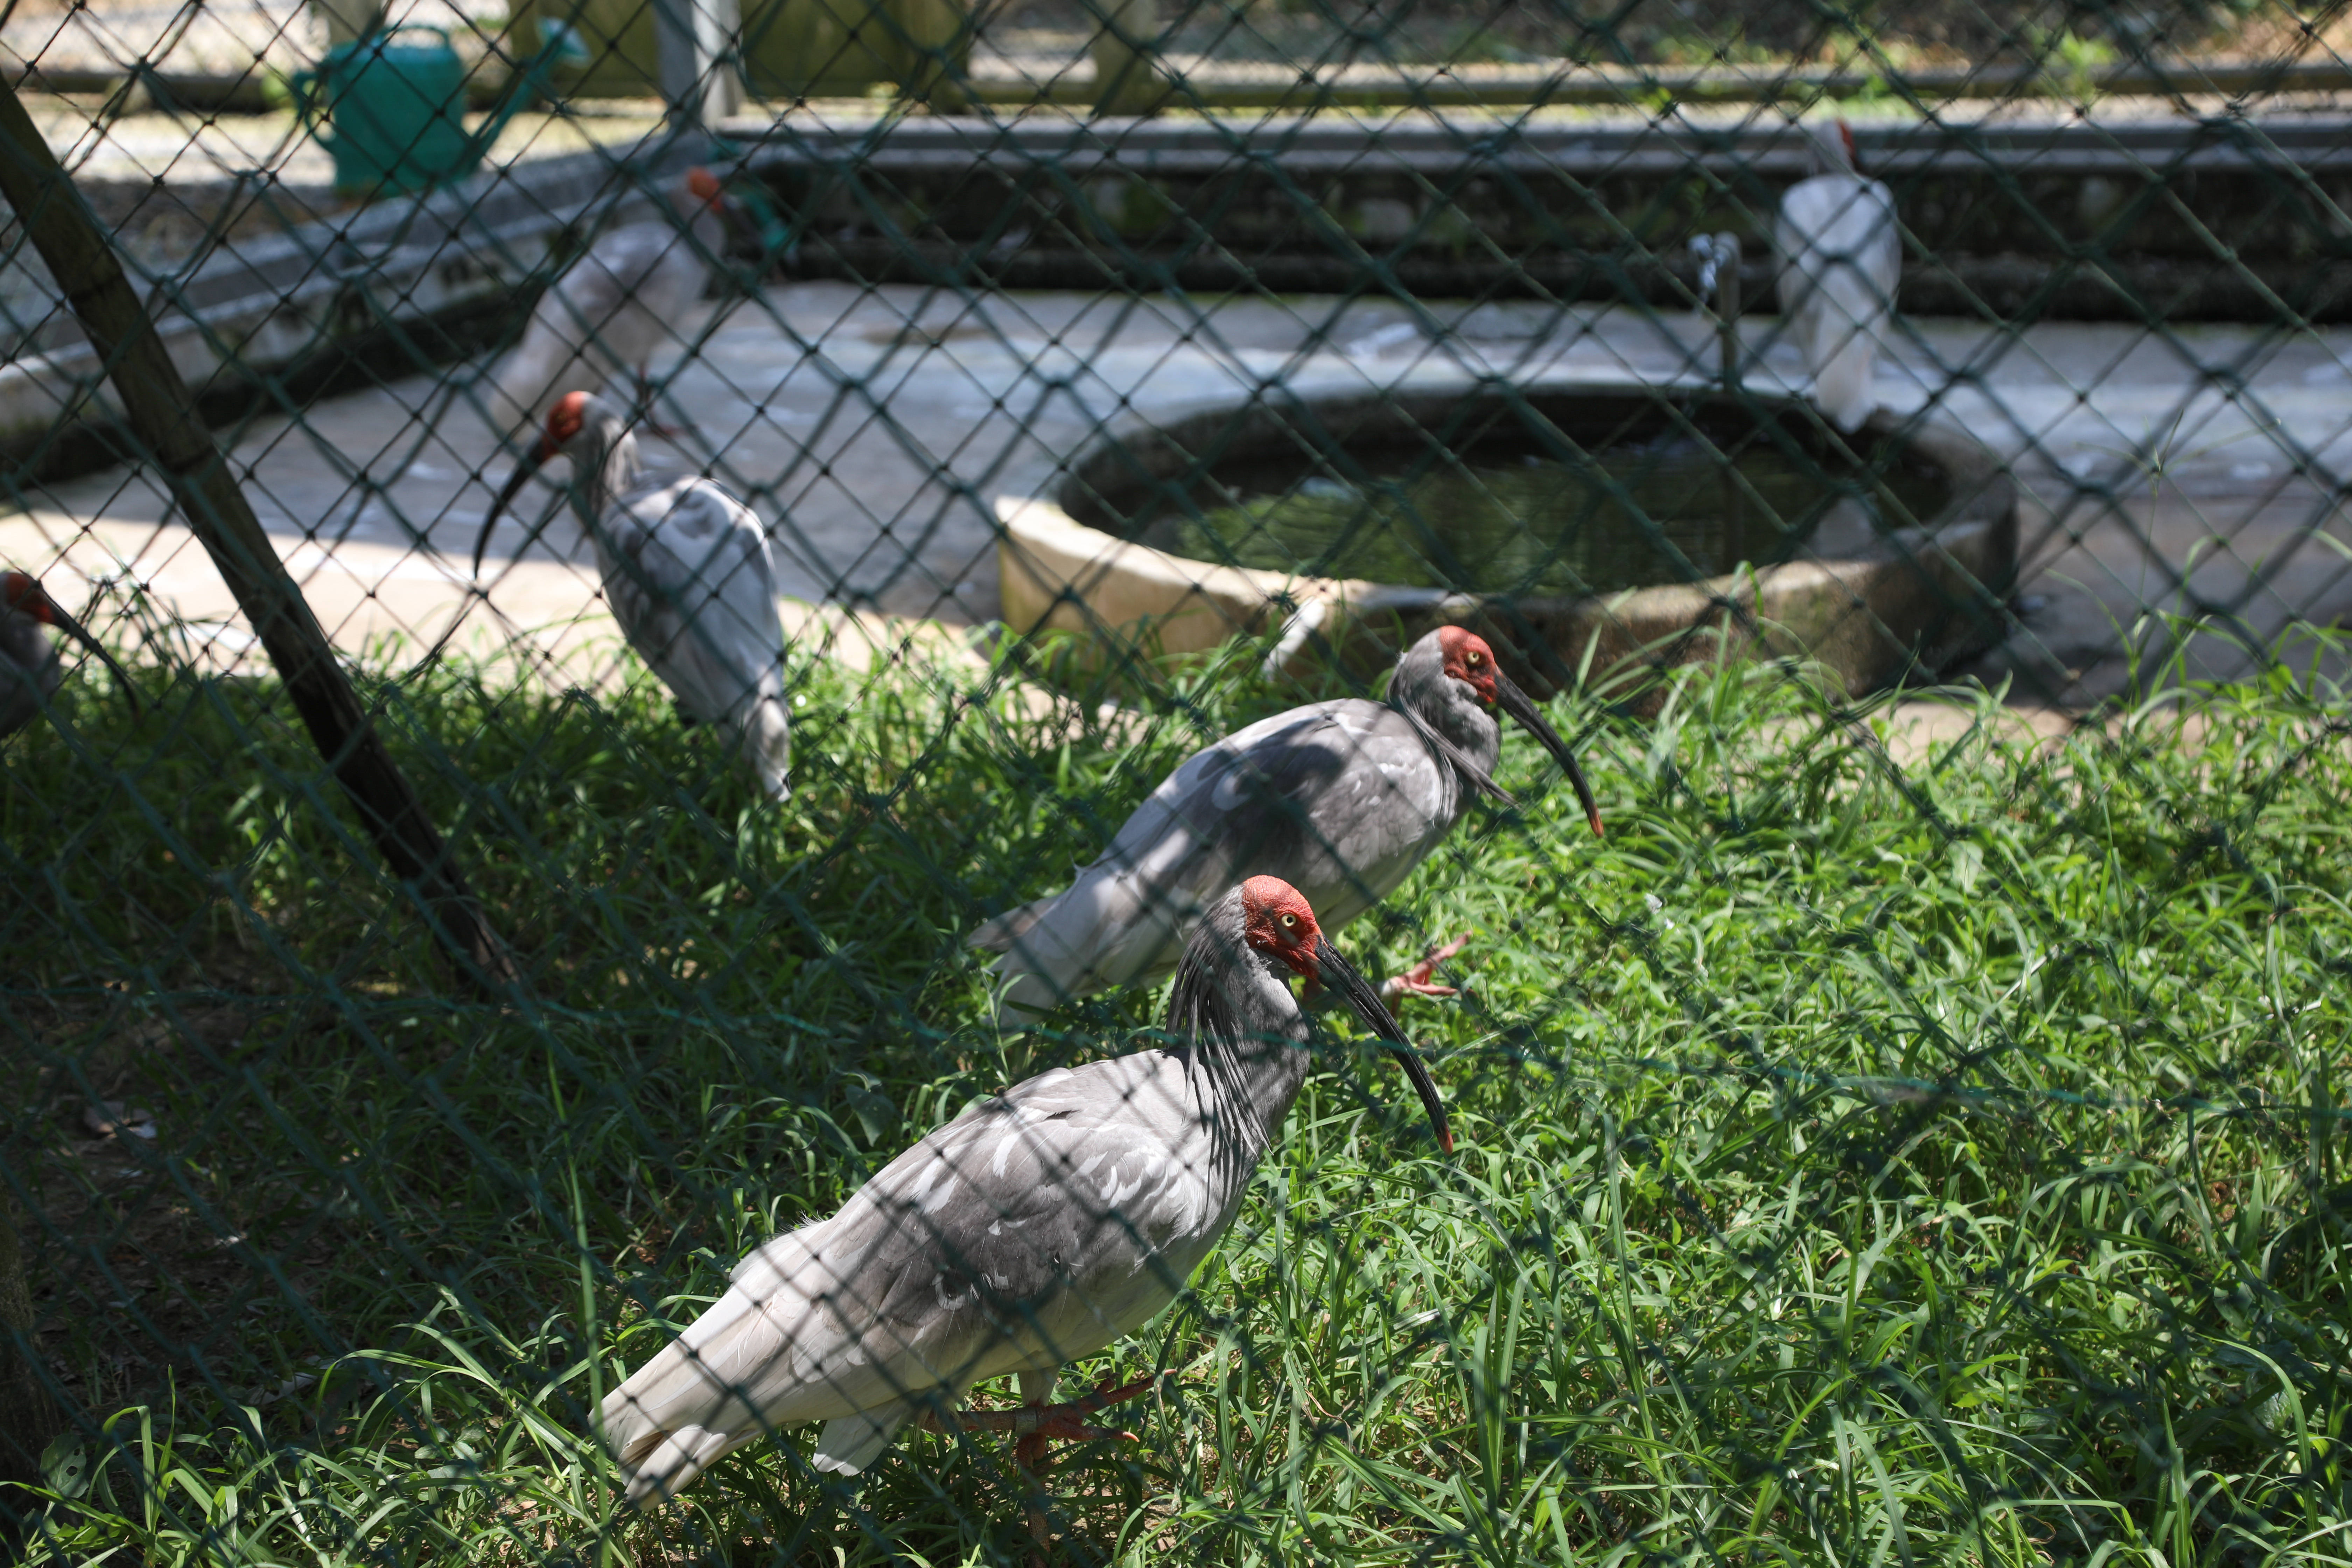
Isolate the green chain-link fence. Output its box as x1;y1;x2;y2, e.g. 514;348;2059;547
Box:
1;0;2348;1562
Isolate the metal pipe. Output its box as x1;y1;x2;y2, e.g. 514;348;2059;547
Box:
1692;231;1745;569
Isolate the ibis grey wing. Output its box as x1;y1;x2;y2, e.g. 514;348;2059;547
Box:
986;704;1352;1008
1082;696;1449;931
600;484;787;723
602;1056;1222;1493
988;700;1456;1013
1146;698;1457;927
805;1057;1226;1384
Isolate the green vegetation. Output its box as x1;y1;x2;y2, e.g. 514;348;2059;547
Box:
1;619;2346;1566
1172;438;1946;594
1007;0;2259;77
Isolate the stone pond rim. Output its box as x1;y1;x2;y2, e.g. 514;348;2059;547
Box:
996;383;2019;700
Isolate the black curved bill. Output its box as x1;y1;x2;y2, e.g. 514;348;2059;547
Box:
472;441;554;576
1494;672;1602;837
1313;935;1453;1154
36;591;142;714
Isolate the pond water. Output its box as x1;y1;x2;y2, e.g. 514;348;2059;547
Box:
1170;434;1950;596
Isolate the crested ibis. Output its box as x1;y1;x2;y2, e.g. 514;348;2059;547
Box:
970;625;1602;1021
599;875;1450;1537
1;571;140;737
1774;119;1901;433
474;392;791;798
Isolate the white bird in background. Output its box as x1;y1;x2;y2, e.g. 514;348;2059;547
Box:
474;392;792;798
1774;119;1901;433
598;876;1450;1530
482;167;729;448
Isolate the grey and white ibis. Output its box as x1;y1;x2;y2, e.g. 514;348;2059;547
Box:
971;625;1602;1021
474;392;791;798
483;166;730;447
1773;119;1900;433
2;571;140;737
599;875;1449;1527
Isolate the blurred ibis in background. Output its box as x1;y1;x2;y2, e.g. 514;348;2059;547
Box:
1774;119;1901;433
2;571;141;738
484;166;732;447
473;392;792;798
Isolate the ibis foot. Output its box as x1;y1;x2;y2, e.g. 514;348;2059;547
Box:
1380;932;1470;1013
920;1373;1158;1446
1016;1428;1053;1567
1015;1379;1153;1567
921;1376;1158;1566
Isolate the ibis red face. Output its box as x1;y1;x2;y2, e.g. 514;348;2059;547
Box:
1239;876;1452;1153
3;570;142;712
472;393;595;576
2;571;54;627
1433;627;1603;837
1241;874;1323;976
686;167;723;210
541;390;592;453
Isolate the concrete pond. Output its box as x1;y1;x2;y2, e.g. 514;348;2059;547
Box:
2;280;2348;714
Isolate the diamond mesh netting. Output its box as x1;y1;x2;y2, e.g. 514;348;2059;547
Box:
0;1;2347;1562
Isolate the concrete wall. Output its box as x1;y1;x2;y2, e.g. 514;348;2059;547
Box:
730;115;2352;324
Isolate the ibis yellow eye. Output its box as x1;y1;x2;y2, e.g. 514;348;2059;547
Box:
1281;913;1297;928
1466;651;1482;666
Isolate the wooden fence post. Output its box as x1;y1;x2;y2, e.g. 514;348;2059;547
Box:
0;78;518;994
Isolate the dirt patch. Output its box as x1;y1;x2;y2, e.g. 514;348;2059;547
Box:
6;986;342;1420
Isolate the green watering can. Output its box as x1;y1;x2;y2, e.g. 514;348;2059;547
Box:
290;27;550;201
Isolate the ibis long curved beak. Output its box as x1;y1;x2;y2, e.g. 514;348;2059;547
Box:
1312;934;1452;1154
472;438;556;577
20;586;142;714
1494;672;1602;837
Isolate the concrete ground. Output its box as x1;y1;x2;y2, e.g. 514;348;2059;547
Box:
15;98;666;228
3;281;2348;716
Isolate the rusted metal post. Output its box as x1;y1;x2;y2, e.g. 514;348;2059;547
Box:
1711;233;1742;392
0;77;517;993
653;0;743;127
1692;231;1746;568
1714;233;1744;567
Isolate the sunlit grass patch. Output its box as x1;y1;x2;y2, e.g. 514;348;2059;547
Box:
1;623;2346;1566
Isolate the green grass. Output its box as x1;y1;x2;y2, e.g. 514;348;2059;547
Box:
1;615;2346;1567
